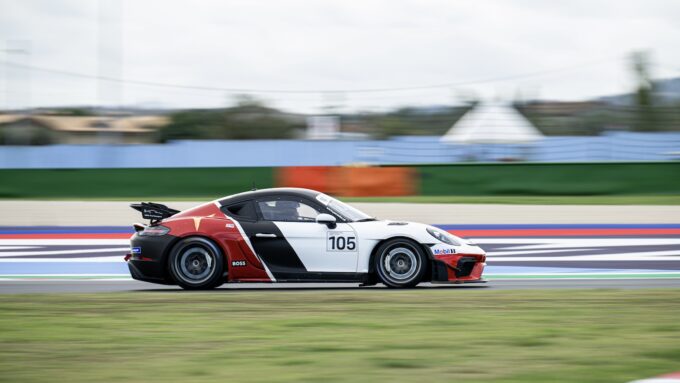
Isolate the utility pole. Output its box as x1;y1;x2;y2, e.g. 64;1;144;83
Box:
96;0;123;168
2;40;31;145
3;40;32;113
97;0;123;113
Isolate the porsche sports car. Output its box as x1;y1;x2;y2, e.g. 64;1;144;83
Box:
125;188;486;289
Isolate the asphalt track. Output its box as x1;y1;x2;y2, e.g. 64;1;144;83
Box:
1;224;680;293
3;201;680;226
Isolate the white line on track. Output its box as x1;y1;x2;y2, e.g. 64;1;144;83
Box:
487;248;599;256
474;238;680;247
488;251;680;262
0;239;129;245
0;256;124;263
0;248;129;257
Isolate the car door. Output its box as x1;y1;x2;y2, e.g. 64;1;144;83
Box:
252;197;359;278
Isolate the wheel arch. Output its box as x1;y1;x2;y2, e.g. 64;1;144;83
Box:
367;236;433;280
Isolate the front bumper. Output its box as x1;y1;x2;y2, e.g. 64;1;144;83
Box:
430;251;486;283
431;278;487;285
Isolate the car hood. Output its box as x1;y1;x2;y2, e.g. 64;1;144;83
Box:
349;220;485;255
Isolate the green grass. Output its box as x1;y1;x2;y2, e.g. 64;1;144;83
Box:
1;289;680;383
342;195;680;205
5;195;680;205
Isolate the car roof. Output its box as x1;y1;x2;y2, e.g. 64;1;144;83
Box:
217;187;322;206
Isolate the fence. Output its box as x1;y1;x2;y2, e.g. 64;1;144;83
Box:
0;132;679;169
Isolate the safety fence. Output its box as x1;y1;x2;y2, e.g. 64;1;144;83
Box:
1;132;679;169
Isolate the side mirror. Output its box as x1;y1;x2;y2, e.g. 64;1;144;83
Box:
315;213;337;229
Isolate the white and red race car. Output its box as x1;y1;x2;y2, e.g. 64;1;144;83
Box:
125;188;486;289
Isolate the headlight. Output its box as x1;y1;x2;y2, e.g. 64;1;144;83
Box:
426;227;460;246
139;225;170;236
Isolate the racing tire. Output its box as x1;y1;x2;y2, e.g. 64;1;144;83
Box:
374;238;427;288
168;237;225;290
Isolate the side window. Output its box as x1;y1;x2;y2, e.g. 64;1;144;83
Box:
257;199;321;222
221;201;257;221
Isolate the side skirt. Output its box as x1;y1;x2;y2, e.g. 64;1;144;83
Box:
239;272;370;283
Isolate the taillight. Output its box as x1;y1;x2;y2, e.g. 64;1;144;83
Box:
139;225;170;236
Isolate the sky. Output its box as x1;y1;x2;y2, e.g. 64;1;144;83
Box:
1;0;680;113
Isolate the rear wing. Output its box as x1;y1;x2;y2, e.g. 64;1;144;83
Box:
130;202;180;224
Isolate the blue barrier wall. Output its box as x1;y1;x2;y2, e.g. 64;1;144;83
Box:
0;132;678;168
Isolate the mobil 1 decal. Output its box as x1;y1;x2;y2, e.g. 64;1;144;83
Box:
327;231;357;252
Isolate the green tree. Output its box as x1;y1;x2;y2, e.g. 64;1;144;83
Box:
160;98;304;141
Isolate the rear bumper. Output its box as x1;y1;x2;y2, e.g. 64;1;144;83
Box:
124;232;177;285
127;258;174;285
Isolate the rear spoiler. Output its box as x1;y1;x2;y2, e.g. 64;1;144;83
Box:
130;202;180;224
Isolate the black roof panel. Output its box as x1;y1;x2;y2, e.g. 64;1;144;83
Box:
217;187;322;206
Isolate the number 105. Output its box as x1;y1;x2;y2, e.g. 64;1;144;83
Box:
328;235;356;251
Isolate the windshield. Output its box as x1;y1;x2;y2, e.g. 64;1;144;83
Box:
316;194;373;222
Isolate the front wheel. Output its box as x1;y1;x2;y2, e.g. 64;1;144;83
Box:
374;238;427;288
168;237;225;290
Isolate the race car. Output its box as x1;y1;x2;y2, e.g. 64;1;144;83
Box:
125;188;486;289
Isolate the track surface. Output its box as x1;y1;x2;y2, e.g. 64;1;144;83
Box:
3;201;680;226
2;279;680;294
1;224;680;293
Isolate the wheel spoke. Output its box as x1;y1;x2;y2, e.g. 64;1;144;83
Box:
381;245;419;282
177;246;215;284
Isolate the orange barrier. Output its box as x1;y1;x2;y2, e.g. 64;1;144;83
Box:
276;166;336;194
276;166;417;197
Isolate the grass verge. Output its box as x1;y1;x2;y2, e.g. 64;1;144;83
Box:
1;289;679;383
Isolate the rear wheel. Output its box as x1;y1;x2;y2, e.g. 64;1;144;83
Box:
374;238;427;288
168;237;225;290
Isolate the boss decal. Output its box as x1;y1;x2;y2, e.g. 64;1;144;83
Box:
327;231;357;252
231;260;247;267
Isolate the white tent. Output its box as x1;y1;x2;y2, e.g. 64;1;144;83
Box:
440;102;544;144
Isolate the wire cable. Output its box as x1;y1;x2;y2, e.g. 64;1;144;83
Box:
1;55;622;95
